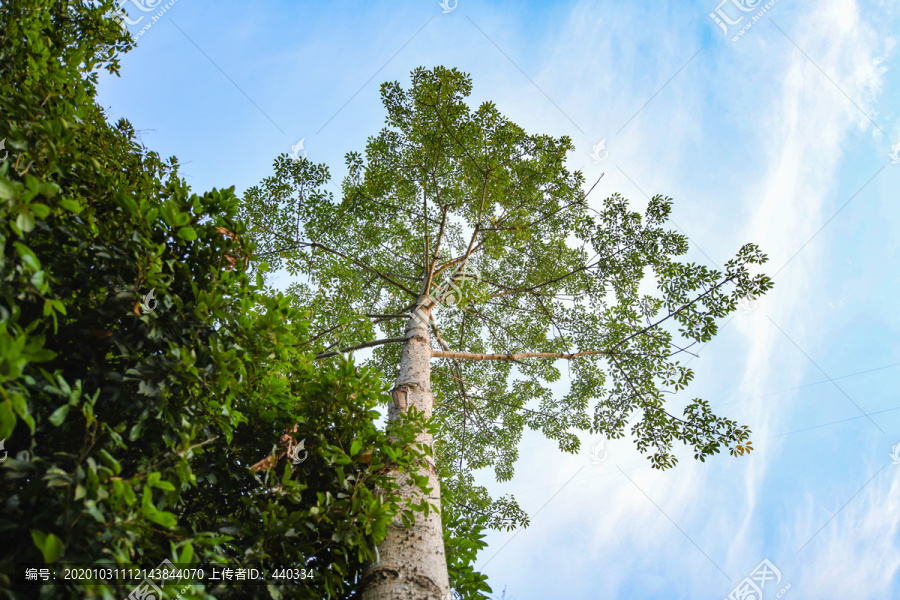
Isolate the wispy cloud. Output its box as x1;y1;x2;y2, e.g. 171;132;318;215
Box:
792;467;900;598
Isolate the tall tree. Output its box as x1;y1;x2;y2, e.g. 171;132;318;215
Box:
243;67;771;599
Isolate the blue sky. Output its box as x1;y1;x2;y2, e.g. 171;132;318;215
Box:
100;0;900;598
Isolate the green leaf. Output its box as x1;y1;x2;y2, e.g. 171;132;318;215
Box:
48;405;69;426
30;203;51;219
30;531;64;563
114;192;138;214
147;509;177;528
178;543;194;565
0;179;16;202
58;198;82;213
153;479;176;492
98;450;122;475
177;227;197;241
141;486;178;528
16;211;35;233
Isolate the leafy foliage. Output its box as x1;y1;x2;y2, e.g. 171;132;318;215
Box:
0;1;432;598
241;66;773;597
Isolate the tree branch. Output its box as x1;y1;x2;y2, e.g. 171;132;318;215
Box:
486;259;599;299
432;240;486;281
306;242;420;297
425;206;449;297
609;273;738;352
315;336;410;360
432;349;611;361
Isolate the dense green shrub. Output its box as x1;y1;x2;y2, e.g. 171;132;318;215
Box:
0;2;431;598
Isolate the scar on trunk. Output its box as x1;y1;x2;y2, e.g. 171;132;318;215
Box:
391;384;410;411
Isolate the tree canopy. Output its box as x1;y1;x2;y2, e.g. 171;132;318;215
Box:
241;65;772;594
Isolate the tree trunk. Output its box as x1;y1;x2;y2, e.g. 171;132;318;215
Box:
361;308;450;600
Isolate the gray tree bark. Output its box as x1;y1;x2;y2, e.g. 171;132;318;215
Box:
361;306;451;600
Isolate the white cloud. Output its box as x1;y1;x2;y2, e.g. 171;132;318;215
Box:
792;467;900;598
